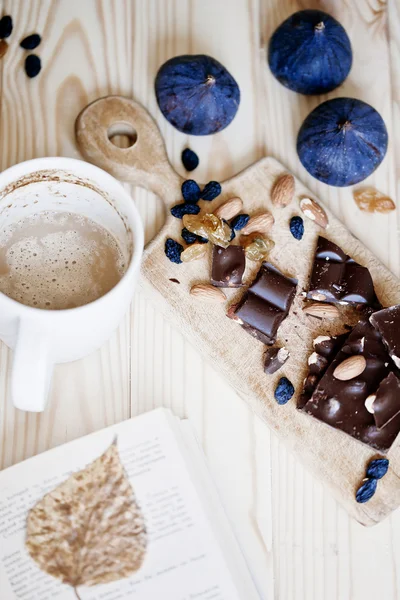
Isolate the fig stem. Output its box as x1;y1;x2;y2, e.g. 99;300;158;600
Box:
338;119;352;132
205;74;215;85
315;21;325;31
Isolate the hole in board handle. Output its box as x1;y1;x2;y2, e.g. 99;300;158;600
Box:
107;122;137;149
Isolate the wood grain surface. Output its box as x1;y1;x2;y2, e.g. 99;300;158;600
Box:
0;0;399;599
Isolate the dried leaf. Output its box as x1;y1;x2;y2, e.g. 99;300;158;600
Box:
26;441;147;591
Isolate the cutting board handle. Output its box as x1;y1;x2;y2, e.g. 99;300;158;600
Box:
75;96;183;206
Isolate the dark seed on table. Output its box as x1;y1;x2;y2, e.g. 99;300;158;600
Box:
182;179;201;203
356;478;377;503
169;278;180;284
290;216;304;240
20;33;41;50
274;377;295;405
0;15;13;39
171;203;200;219
0;39;8;59
201;181;222;201
25;54;41;78
181;148;199;172
366;458;389;480
165;238;183;264
231;214;250;230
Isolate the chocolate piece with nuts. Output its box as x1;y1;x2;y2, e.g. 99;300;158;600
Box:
300;320;400;451
372;372;400;430
233;262;297;346
211;245;245;288
264;347;290;374
298;334;347;409
370;305;400;369
307;236;380;307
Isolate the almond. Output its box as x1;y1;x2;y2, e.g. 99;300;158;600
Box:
241;212;274;235
333;355;367;381
271;173;295;207
353;187;396;214
214;197;243;220
300;197;329;229
0;40;8;59
303;303;340;320
190;284;226;303
365;394;376;414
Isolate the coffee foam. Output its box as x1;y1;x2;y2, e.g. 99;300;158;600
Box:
0;211;127;310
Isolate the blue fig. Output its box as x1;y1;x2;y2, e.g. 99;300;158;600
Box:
155;54;240;135
297;98;388;187
268;10;352;95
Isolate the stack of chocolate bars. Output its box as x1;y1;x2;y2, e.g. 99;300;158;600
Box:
226;236;400;453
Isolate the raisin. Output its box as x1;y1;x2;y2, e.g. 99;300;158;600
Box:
181;227;197;244
201;181;222;201
181;148;199;172
366;458;389;480
290;216;304;240
25;54;41;78
165;238;183;264
0;15;12;39
242;233;275;261
181;244;207;262
274;377;294;405
182;179;201;204
20;33;41;50
183;213;231;248
171;203;200;219
355;478;377;503
231;213;250;230
181;227;208;245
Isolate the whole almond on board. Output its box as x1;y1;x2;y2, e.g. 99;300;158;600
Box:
0;40;8;59
271;173;295;207
300;197;329;229
241;212;274;235
190;284;226;303
303;303;339;320
353;187;395;213
214;197;243;220
333;355;367;381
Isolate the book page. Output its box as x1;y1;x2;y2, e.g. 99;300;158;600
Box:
0;409;255;600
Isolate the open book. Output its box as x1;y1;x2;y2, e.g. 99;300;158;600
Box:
0;408;261;600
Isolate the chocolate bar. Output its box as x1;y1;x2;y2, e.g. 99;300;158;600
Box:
301;320;400;452
264;346;290;374
298;333;348;409
372;372;400;430
211;245;245;288
370;305;400;369
234;262;297;345
307;237;379;306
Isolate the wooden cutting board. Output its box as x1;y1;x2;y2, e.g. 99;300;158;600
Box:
76;96;400;526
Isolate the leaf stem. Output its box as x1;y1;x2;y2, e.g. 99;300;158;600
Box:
73;587;82;600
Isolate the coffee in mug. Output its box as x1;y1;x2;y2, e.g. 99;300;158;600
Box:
0;210;127;310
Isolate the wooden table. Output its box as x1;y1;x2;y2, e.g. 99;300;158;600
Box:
0;1;399;598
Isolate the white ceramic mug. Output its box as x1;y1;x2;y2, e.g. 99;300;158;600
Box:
0;157;144;412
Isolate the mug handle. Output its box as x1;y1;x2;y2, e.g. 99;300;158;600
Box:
11;318;53;412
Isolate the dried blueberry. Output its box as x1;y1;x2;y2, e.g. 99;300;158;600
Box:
165;238;183;264
356;478;377;503
25;54;41;78
229;227;236;241
290;216;304;240
0;15;12;39
171;203;200;219
196;234;208;244
201;181;222;201
182;179;201;204
274;377;295;405
231;214;250;230
366;458;389;480
20;33;41;50
182;148;199;172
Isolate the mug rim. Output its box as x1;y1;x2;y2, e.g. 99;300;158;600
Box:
0;156;144;317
